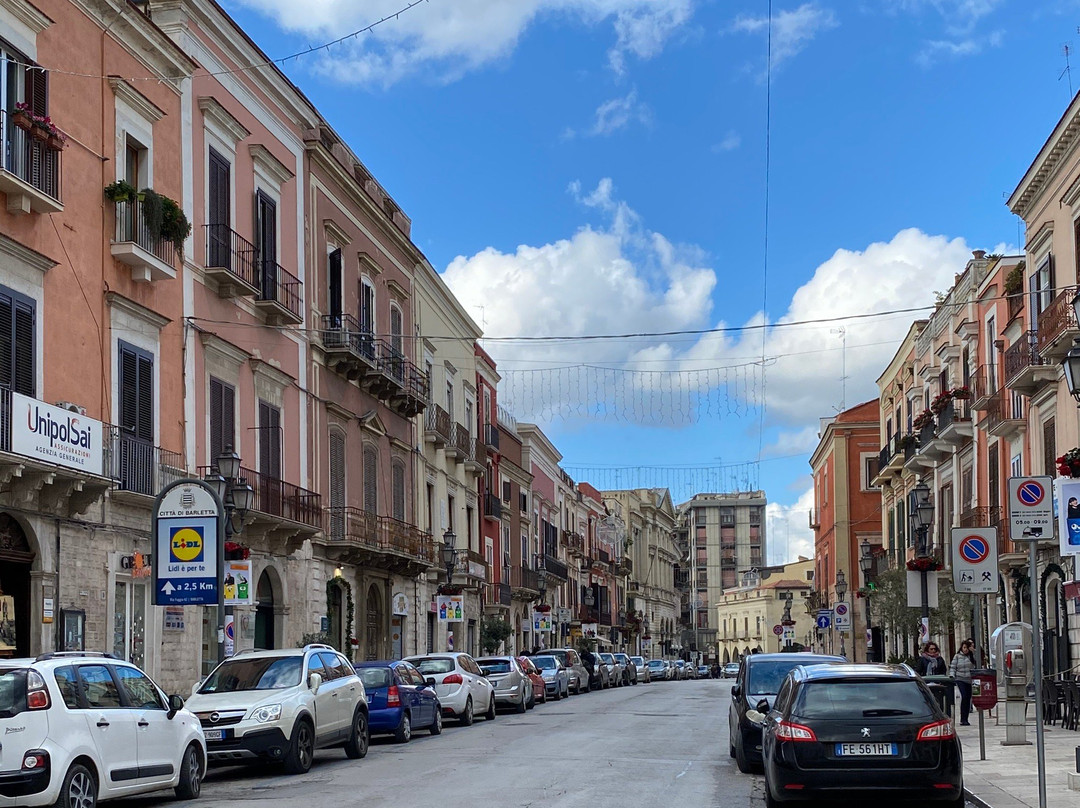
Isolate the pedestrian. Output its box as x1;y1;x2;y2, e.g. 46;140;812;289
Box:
949;639;976;726
914;642;946;677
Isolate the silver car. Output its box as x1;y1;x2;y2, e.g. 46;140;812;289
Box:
476;656;531;713
404;652;497;725
631;655;651;683
532;654;570;700
598;652;623;687
549;648;590;694
647;659;667;681
614;653;637;685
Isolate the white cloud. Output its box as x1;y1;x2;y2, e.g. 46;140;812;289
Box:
764;426;822;458
766;487;815;565
915;29;1003;67
234;0;695;87
730;3;838;71
590;89;651;135
892;0;1005;35
712;130;741;152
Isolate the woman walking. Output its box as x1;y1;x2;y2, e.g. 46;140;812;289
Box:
949;639;976;725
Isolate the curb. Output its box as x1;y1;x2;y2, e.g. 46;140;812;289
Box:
964;788;993;808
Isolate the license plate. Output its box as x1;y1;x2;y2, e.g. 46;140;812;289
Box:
203;729;224;741
835;742;897;756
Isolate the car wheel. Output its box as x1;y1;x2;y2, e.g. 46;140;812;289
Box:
764;778;782;808
553;686;561;701
729;739;736;759
526;690;535;710
485;692;497;720
429;708;443;735
516;691;527;713
734;731;753;774
54;762;97;808
284;718;315;774
459;697;474;726
174;743;203;799
541;688;548;704
344;709;369;759
393;711;412;743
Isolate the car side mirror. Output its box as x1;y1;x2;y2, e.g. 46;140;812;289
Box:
167;694;185;719
309;672;322;693
745;709;767;725
425;677;437;687
731;684;741;698
190;681;202;696
756;698;770;714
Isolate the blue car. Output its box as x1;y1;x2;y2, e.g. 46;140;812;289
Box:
354;660;443;743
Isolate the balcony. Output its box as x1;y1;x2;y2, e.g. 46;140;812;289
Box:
364;340;428;417
971;365;997;411
1007;293;1024;323
510;566;540;598
0;387;111;515
424;405;451;447
483;423;500;451
318;314;378;380
111;199;177;282
577;605;599;623
484;491;503;521
982;390;1026;441
104;427;185;501
0;109;62;214
615;555;632;575
916;421;948;464
203;224;258;297
253;258;304;325
563;529;584;557
460;548;488;583
1037;286;1080;362
958;505;1002;530
542;555;569;582
809;508;820;529
446;423;473;464
318;507;435;577
935;397;972;445
486;582;512;608
1004;330;1056;396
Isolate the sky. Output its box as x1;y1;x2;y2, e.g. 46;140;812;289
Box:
222;0;1080;565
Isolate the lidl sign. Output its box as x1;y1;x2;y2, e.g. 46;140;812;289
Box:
152;480;222;606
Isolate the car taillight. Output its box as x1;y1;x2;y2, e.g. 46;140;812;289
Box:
776;720;817;742
916;719;956;741
442;673;464;685
387;685;400;707
26;671;49;710
22;750;48;771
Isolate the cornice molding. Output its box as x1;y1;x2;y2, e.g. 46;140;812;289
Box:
249;357;295;388
198;96;250;143
323;218;351;248
0;0;51;35
0;232;55;274
108;77;165;123
105;292;170;331
249;143;294;186
199;332;250;368
1010;102;1080;218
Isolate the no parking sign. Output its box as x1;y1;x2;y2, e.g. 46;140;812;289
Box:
950;527;998;594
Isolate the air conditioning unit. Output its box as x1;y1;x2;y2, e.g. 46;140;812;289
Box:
55;401;87;416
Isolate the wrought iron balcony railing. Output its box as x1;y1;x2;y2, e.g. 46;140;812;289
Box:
204;224;258;291
1;108;62;208
196;465;322;527
103;427;185;496
114;199;176;268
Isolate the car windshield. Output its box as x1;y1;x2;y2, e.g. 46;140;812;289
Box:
199;657;302;693
411;657;456;675
547;650;569;666
796;680;935;719
0;669;27;718
647;660;665;668
356;668;391;690
748;660;833;695
533;656;558;670
478;659;512;674
631;657;644;665
599;653;614;663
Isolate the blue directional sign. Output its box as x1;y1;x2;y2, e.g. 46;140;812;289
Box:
816;610;831;629
153;481;223;606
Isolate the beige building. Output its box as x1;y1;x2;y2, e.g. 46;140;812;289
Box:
716;558;814;664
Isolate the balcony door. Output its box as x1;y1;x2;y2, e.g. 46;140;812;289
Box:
328;249;343;326
207;148;231;269
1030;255;1054;331
0;284;35;397
258;400;282;515
118;342;154;495
256;190;277;301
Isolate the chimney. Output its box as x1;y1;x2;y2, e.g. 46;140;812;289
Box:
972;250;987;260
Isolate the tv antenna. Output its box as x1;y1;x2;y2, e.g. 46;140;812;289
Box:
1063;43;1074;97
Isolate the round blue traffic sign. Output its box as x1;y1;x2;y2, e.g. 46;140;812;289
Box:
1018;481;1045;506
959;535;991;564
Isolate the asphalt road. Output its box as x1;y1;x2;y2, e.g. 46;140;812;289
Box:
118;678;761;808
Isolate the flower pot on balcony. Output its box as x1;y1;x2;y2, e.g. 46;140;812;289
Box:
47;134;66;151
28;125;48;142
12;111;32;132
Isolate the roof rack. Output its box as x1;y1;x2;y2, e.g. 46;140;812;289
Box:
35;652;119;662
303;643;335;651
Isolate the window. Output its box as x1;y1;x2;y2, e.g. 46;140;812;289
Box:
115;667;163;709
520;491;528;513
77;665;121;709
502;480;511;503
392;459;406;521
363;444;378;514
54;666;80;709
256;190;277;300
258;400;281;480
327;248;343;321
118;341;154;494
207;147;231;268
720;507;734;526
329;431;346;538
862;453;880;490
465;398;473;439
446;380;454;421
0;284;35;396
1031;255;1054;328
112;578;148;667
359;279;375;337
209;377;235;465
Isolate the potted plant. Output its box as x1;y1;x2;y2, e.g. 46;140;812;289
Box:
223;541;250;560
1004;264;1024;297
104;180;140;203
159;194;192;257
906;557;942;572
912;409;935;431
897;433;918;451
951;385;972;400
1056;448;1080;478
930;390;953;415
11;103;32;132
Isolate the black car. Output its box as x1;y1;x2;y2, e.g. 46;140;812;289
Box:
759;663;963;807
729;652;845;773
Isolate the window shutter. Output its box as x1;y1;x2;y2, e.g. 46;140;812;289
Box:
328;249;342;320
1044;418;1057;477
209;378;235;464
120;345;139;434
392;461;405;521
390;306;402;354
0;293;11;390
25;66;48;117
329;432;346;539
363;445;378;513
136;353;153;442
258;400;281;479
210;378;223;462
0;289;35;397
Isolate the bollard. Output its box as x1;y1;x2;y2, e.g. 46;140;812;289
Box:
1070;745;1080;791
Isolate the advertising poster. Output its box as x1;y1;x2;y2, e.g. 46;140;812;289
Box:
223;559;253;605
11;393;103;475
581;622;598;638
437;595;464;622
1055;477;1080;555
0;595;17;653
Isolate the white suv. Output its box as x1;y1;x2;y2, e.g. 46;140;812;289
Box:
0;651;205;808
184;644;368;774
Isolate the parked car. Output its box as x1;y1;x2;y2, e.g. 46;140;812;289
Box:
405;652;496;725
647;659;668;681
665;660;678;680
354;660;442;742
598;653;623;687
729;652;845;773
187;644;368;774
684;662;698;680
698;665;710;678
723;662;741;678
614;653;637;685
549;648;590;694
0;651;205;808
759;663;962;807
583;651;611;690
476;656;531;713
631;655;651;683
531;655;570;700
517;656;548;706
674;660;688;680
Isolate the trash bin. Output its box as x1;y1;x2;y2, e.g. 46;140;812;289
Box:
923;675;956;717
971;668;998;712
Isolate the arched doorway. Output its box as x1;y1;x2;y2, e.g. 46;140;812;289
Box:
365;585;383;661
0;514;35;658
255;570;276;650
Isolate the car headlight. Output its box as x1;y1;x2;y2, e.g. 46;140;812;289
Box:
251;704;282;723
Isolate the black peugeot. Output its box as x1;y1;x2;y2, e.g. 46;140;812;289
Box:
759;663;963;807
729;652;845;772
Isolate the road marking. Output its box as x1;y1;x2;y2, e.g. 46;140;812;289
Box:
675;761;692;779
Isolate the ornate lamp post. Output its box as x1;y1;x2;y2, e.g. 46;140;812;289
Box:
202;445;253;663
908;480;935;649
835;570;848;658
859;538;874;662
440;529;458;650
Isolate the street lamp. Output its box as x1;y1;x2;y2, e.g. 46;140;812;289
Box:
835;570;848;658
860;539;874;662
441;529;458;582
909;481;934;633
202;445;253;663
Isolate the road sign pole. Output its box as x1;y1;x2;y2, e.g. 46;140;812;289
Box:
1029;540;1047;808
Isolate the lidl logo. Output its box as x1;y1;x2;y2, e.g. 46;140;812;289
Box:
170;526;205;563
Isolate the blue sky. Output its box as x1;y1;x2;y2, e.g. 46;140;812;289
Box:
224;0;1080;562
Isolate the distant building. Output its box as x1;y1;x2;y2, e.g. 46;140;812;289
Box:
715;558;814;663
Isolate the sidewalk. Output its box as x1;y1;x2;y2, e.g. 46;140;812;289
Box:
959;707;1080;807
